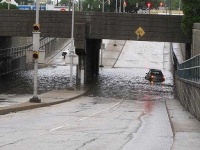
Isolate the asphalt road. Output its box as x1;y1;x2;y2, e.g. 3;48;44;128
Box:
0;96;173;150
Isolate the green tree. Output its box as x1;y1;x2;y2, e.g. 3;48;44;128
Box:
14;0;29;5
59;0;71;6
164;0;181;10
0;2;18;9
82;0;94;11
181;0;200;34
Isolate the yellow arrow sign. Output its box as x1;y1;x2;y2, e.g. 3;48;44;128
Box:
135;27;145;37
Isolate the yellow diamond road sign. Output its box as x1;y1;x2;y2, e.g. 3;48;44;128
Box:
135;27;145;37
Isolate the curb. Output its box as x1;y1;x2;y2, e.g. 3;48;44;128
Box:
0;90;86;115
165;99;175;138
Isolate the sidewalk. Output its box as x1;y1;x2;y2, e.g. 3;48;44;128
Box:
167;43;200;149
0;89;87;115
166;98;200;149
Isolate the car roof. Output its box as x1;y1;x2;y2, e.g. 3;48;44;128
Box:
149;69;162;71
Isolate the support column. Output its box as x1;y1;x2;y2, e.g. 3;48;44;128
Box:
85;39;102;83
185;43;191;60
0;36;12;49
76;56;82;89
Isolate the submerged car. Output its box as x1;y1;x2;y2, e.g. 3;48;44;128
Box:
145;69;165;82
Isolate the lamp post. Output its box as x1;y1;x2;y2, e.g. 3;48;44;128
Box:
30;0;41;103
165;0;167;15
7;0;10;9
179;0;181;15
102;0;104;12
115;0;117;13
119;0;121;13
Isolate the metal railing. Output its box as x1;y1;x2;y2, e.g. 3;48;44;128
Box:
0;37;56;61
39;37;56;57
172;47;200;83
178;55;200;82
0;44;32;61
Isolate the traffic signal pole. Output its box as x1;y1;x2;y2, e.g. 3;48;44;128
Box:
30;0;41;103
69;0;75;89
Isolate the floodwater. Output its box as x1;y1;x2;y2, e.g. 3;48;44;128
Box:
0;40;175;106
86;68;174;101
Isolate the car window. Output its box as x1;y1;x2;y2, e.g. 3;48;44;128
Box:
151;71;162;75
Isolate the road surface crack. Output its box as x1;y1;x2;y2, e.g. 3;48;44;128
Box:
76;138;96;149
0;138;28;148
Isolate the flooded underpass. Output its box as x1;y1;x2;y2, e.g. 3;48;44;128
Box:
0;40;174;107
0;40;182;149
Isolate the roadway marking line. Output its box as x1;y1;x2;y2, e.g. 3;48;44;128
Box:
50;98;124;131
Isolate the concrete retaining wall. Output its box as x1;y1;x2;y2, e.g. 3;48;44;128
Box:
175;77;200;121
192;23;200;56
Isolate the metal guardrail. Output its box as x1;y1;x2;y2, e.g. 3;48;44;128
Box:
172;46;200;83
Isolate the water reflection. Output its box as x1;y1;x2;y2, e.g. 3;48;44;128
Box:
0;66;76;95
86;68;174;101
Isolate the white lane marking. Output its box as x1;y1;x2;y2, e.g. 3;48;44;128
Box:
50;99;124;131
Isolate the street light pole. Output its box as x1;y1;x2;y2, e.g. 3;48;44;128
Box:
179;0;181;15
8;1;10;9
102;0;104;12
115;0;117;13
30;0;41;103
119;0;121;13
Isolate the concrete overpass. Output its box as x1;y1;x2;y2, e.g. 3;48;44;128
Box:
0;10;191;43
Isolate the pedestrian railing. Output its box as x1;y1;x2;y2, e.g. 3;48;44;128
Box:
39;37;56;57
178;55;200;82
172;46;200;83
0;44;32;61
0;37;56;61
